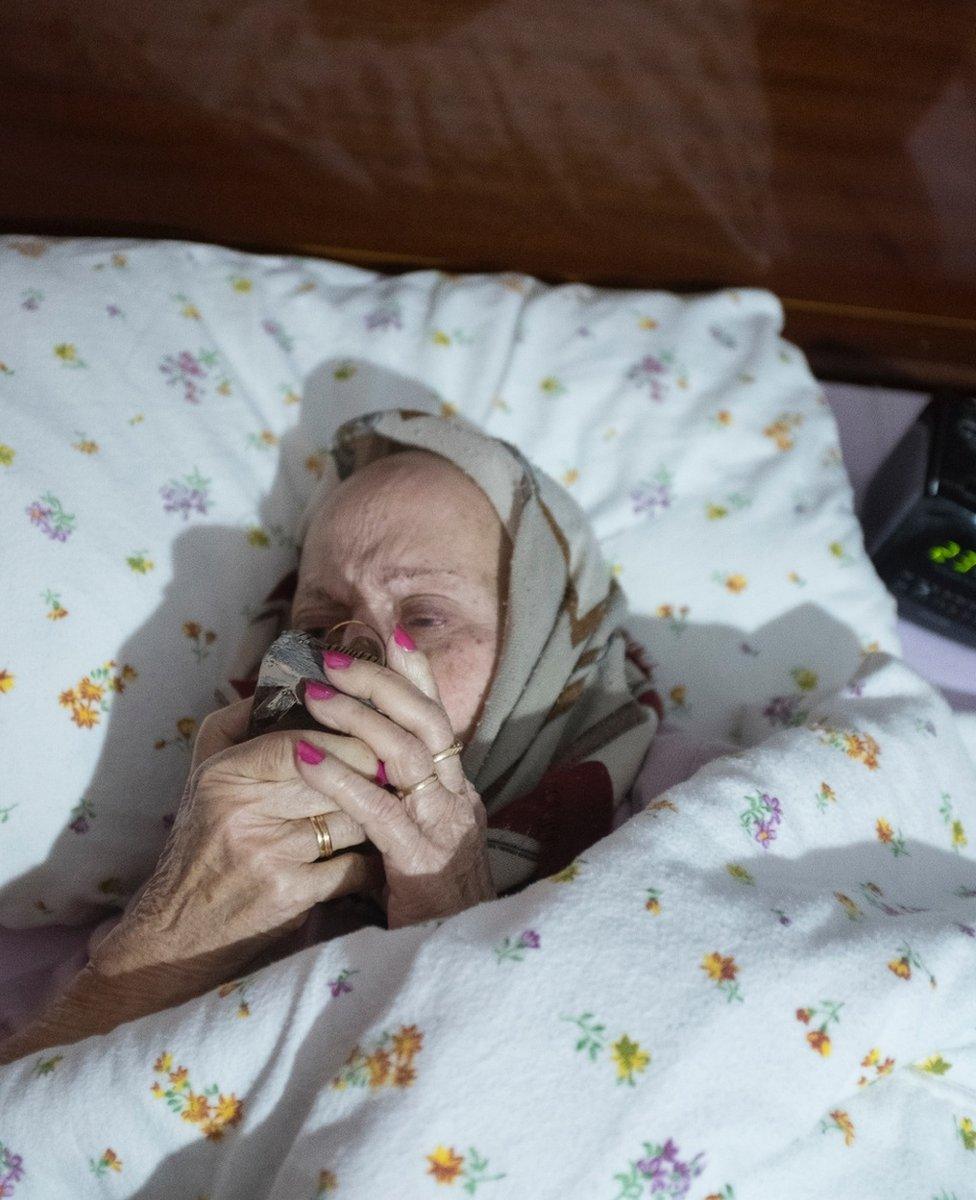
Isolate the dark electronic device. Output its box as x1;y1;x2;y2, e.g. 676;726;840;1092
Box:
861;399;976;650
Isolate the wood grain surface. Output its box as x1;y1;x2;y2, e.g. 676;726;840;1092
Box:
2;0;973;389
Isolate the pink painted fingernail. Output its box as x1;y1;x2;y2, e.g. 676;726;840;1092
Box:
375;759;388;786
393;623;416;651
305;680;338;701
323;649;353;669
295;739;326;765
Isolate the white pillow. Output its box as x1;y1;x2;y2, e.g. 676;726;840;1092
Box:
0;236;899;926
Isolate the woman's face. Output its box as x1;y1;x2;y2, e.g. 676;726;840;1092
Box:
290;450;510;744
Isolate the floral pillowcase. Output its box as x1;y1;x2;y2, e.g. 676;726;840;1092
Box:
0;235;899;926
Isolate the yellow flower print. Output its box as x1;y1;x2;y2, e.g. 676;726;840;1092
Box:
915;1054;951;1075
715;409;732;425
637;316;659;330
834;893;862;921
391;1025;423;1062
561;468;579;486
539;375;566;397
150;1081;165;1098
610;1035;650;1085
126;551;155;574
215;1094;243;1125
230;276;253;293
440;401;458;419
726;574;748;592
177;717;197;740
54;343;76;361
820;1109;855;1146
669;685;686;708
72;435;99;455
645;887;662;913
154;1052;173;1072
701;952;742;1001
365;1049;391;1089
427;1145;464;1184
706;503;728;520
169;1066;190;1090
331;1025;424;1090
88;1147;123;1177
790;667;818;692
888;955;911;980
78;677;104;703
726;863;754;885
71;704;100;729
317;1169;339;1193
0;443;16;466
432;330;451;346
247;527;271;547
0;669;15;694
549;861;582;883
957;1116;976;1151
857;1047;895;1086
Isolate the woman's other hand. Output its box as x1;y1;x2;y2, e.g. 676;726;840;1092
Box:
293;625;496;930
90;720;384;997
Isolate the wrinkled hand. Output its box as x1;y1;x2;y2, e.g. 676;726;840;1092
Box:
293;627;496;929
90;698;385;995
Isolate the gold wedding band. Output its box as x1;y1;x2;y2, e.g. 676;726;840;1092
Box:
308;812;333;861
431;740;463;763
396;772;440;799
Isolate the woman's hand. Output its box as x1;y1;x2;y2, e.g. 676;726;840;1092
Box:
90;707;386;998
292;626;496;929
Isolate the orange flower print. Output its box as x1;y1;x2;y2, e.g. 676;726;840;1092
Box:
425;1146;505;1189
815;782;836;812
183;620;217;662
331;1025;424;1091
701;952;743;1002
549;859;583;883
88;1148;123;1177
151;1054;244;1141
316;1169;339;1194
834;893;863;921
820;1109;855;1146
797;1000;843;1055
0;669;14;694
857;1047;895;1087
875;818;908;857
887;943;936;988
763;412;803;451
810;721;880;770
710;571;748;593
60;660;136;728
645;887;662;914
155;716;198;752
807;1030;831;1057
42;589;68;620
427;1145;464;1184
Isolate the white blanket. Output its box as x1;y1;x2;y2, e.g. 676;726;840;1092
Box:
1;651;974;1199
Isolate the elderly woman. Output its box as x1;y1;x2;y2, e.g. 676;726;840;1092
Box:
0;408;658;1066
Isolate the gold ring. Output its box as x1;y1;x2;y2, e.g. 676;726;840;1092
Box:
396;772;440;799
431;740;463;763
308;812;333;861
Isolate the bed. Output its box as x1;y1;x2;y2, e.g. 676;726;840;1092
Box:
1;4;975;1197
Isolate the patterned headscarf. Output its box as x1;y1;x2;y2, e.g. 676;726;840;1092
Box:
218;407;658;891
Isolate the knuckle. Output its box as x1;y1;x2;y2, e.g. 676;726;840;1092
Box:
391;740;431;784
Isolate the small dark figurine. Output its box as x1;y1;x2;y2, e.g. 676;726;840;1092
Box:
245;625;385;740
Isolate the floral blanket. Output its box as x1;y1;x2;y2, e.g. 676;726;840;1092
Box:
1;651;974;1199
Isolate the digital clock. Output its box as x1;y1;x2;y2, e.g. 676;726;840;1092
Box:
862;399;976;650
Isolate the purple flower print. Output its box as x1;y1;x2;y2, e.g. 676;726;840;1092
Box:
762;695;808;728
364;298;404;331
261;318;294;353
625;353;672;403
0;1141;25;1196
957;923;976;938
627;1138;705;1198
494;929;541;962
739;790;783;850
159;348;219;403
106;304;122;318
25;493;75;542
67;797;95;835
160;468;212;521
631;467;674;517
328;968;359;997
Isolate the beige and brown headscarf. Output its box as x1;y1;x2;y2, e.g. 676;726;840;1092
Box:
218;407;658;892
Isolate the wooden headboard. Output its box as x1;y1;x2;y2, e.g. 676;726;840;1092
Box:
3;0;974;392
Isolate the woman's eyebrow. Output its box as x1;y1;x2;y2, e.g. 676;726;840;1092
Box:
301;568;463;605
